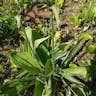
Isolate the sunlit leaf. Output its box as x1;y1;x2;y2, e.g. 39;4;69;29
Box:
87;44;96;54
69;64;78;68
54;31;61;45
52;5;61;28
65;76;84;85
93;3;96;17
34;36;49;49
60;66;90;79
71;15;81;26
80;33;93;40
55;0;64;7
25;27;33;49
10;52;41;74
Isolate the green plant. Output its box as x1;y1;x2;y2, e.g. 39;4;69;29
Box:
0;23;93;96
0;1;96;96
70;15;81;27
3;24;96;95
71;0;96;27
79;1;95;24
0;15;18;40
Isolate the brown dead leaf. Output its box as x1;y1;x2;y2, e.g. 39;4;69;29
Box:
26;6;49;19
32;6;38;15
38;9;49;18
27;11;35;19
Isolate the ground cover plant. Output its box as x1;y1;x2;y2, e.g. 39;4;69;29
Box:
0;0;96;96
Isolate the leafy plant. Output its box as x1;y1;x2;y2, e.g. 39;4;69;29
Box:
70;15;81;27
87;44;96;54
0;1;96;96
71;0;96;26
1;24;94;96
0;15;18;40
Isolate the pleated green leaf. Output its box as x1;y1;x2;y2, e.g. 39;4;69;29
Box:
10;52;41;74
60;66;90;79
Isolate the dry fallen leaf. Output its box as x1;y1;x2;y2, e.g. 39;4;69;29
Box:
38;9;49;18
27;11;36;19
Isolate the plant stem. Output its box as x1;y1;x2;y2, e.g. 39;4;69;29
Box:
50;13;55;73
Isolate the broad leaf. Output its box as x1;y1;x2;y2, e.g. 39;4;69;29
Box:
87;45;96;54
60;66;90;79
80;33;93;40
10;52;41;74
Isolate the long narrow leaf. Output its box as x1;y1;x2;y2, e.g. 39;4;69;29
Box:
33;79;44;96
63;40;86;66
65;76;84;85
0;77;36;95
51;5;61;27
25;27;33;49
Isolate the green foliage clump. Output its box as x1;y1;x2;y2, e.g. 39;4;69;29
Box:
0;20;9;39
0;15;17;40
